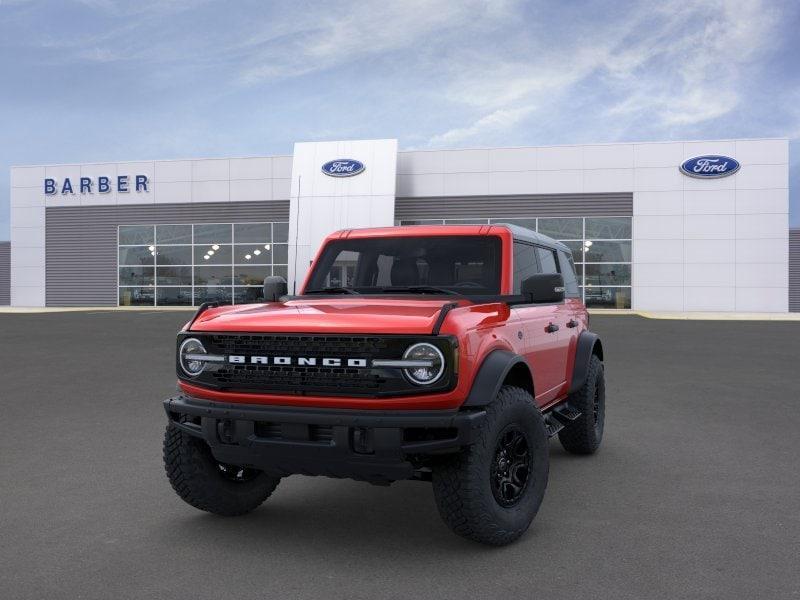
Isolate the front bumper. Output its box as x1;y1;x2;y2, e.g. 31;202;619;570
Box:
163;395;486;483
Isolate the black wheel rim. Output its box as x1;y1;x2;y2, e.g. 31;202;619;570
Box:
217;463;259;483
490;425;531;507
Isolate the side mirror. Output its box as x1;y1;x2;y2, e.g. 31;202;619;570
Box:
521;273;565;303
263;276;288;302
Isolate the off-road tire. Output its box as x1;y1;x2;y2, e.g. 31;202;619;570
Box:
558;354;605;455
163;423;280;516
432;385;549;546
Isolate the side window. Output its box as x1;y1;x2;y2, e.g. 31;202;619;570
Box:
536;247;559;274
513;241;540;293
558;250;580;298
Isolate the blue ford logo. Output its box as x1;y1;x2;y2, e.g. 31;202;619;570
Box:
321;159;365;177
680;155;740;178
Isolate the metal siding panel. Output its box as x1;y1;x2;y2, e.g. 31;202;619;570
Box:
0;242;10;305
45;201;289;307
394;193;633;219
790;229;800;313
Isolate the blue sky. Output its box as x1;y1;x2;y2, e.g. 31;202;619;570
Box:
1;0;799;237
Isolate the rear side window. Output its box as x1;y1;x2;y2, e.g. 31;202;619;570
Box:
513;242;540;293
536;247;559;274
558;250;580;298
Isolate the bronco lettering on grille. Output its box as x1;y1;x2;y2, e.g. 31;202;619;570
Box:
227;355;369;368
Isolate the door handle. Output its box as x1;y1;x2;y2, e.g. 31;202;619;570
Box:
545;322;559;333
567;319;579;328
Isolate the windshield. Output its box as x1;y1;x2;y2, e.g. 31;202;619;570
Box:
304;235;502;295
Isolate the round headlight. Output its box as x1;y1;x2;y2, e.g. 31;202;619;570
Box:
403;342;445;385
179;337;207;377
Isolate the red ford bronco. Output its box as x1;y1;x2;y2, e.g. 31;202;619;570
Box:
163;224;605;545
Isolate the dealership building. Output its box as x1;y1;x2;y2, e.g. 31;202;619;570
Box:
4;137;798;312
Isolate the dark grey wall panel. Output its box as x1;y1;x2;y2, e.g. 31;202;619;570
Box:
395;193;633;220
46;201;290;307
790;228;800;313
0;242;10;306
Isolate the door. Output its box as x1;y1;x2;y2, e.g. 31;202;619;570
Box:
557;249;584;389
512;241;570;405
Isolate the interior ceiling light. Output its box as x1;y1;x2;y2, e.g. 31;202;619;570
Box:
245;254;252;260
203;255;210;260
212;244;220;251
253;249;261;255
208;250;215;256
584;241;593;247
264;244;270;250
148;245;155;251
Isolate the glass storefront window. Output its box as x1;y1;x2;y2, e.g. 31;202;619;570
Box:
157;266;192;286
583;287;631;309
585;217;632;239
194;286;232;304
119;222;288;306
584;264;631;286
194;223;232;244
194;244;232;265
119;267;154;286
273;222;290;242
584;240;631;262
538;218;582;240
119;246;154;266
234;265;271;286
234;223;270;243
157;287;192;306
119;286;155;306
119;225;153;245
234;244;271;264
156;224;192;244
156;246;192;266
234;286;264;304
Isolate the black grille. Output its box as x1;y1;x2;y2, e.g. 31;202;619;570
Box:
179;333;456;398
206;335;389;357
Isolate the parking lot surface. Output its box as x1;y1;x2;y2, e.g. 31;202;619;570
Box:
1;312;798;600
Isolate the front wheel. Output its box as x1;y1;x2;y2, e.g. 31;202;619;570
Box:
163;423;280;516
431;386;549;546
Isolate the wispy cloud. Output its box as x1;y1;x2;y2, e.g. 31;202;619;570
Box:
0;0;798;235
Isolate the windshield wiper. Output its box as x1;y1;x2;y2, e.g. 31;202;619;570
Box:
379;285;458;295
305;287;360;295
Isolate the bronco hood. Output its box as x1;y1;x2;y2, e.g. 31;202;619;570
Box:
188;298;463;335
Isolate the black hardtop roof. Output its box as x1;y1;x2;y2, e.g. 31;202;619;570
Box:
493;223;571;255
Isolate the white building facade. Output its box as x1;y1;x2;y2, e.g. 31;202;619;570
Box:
7;137;792;312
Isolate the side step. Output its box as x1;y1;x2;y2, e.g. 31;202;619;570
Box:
544;403;583;438
544;414;564;437
553;403;582;423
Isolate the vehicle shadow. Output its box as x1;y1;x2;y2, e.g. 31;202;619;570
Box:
152;442;586;557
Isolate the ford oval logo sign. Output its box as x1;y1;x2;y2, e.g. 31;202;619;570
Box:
680;155;740;179
321;159;365;177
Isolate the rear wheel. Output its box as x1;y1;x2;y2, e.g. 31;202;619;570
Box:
163;423;280;516
558;354;605;454
432;385;549;545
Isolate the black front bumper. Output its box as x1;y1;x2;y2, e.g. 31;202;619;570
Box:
163;395;486;483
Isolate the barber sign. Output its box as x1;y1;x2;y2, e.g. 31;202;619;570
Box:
321;159;365;177
680;155;740;179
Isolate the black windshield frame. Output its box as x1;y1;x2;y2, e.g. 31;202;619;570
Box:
304;235;503;296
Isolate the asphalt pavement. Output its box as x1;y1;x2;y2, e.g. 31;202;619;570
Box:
1;312;798;600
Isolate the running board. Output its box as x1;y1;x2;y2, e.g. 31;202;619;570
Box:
552;403;582;423
544;403;583;438
544;415;564;437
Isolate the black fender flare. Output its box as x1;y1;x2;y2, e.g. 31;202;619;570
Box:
569;331;603;394
462;349;531;407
